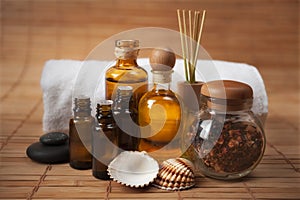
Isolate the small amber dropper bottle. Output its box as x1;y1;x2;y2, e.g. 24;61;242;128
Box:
113;86;140;151
69;96;93;170
93;100;118;180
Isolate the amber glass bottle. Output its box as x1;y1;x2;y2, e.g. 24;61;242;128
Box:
105;39;148;111
113;86;140;151
69;97;93;170
138;70;181;152
93;100;118;180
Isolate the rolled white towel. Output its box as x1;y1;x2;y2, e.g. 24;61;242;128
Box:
40;60;81;133
40;59;268;134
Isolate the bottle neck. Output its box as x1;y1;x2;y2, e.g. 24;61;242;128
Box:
115;44;139;60
116;58;138;68
113;87;132;112
114;96;131;112
96;103;113;118
74;111;91;118
114;39;139;68
152;70;172;91
73;97;92;118
153;82;170;91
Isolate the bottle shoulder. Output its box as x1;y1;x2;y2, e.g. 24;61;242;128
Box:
139;89;181;114
73;116;95;124
140;89;179;102
106;64;148;74
106;65;148;82
202;109;264;134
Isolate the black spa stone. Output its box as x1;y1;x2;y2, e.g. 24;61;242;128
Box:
26;142;69;164
40;132;68;146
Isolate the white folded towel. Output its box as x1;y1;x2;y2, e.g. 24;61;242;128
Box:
40;59;268;134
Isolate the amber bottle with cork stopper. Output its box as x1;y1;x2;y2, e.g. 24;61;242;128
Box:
138;48;181;153
187;80;266;180
105;39;148;111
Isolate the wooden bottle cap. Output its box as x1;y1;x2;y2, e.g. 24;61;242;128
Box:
201;80;253;100
149;47;176;71
201;80;253;111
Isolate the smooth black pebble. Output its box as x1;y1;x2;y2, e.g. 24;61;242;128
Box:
26;142;69;164
40;132;68;146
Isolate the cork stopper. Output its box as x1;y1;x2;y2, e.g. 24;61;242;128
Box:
201;80;253;111
152;70;173;84
115;39;139;59
116;39;139;48
149;47;176;71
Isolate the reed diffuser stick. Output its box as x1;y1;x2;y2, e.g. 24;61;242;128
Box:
193;10;206;68
177;9;206;84
189;10;193;71
177;9;189;82
182;10;191;82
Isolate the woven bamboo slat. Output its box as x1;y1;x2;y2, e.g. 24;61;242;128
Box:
0;0;299;199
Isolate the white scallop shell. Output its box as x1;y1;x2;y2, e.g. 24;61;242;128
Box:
107;151;159;188
153;158;195;191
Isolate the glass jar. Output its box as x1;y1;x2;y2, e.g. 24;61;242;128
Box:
188;80;266;180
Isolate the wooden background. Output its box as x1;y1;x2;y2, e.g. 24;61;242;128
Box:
0;0;299;199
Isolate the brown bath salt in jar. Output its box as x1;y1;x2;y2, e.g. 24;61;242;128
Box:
190;80;266;180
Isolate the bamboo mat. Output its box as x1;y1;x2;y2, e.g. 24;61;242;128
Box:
0;0;299;199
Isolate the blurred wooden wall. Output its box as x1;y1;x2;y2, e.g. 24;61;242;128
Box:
1;0;299;111
2;0;298;65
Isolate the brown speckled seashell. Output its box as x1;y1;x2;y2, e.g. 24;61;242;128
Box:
153;158;195;190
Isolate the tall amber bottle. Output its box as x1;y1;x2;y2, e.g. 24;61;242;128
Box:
105;39;148;111
138;70;181;152
113;86;140;151
93;100;118;180
69;97;93;170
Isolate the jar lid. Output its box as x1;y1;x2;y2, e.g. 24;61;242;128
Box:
201;80;253;100
201;80;253;111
